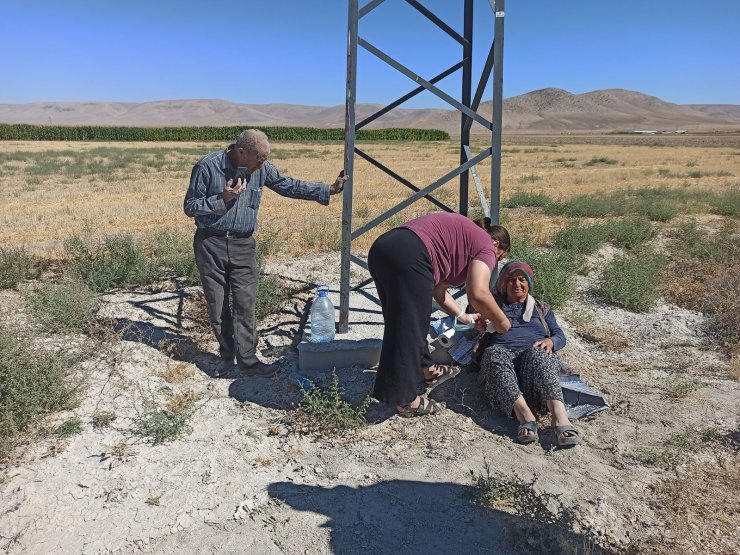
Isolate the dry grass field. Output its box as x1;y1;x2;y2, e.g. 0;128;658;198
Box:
1;134;738;256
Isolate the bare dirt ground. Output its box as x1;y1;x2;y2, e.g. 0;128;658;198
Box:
1;244;738;554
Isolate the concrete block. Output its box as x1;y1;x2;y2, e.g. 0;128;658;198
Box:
296;283;471;373
297;338;382;372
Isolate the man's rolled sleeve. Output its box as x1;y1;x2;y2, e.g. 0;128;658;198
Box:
184;164;228;217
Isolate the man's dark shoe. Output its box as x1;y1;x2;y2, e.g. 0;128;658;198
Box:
211;358;236;377
239;360;281;378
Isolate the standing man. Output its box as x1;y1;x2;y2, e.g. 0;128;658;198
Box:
184;129;347;377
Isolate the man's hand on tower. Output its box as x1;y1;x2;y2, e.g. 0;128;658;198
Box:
330;170;349;195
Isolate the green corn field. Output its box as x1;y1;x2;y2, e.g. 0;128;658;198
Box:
0;124;449;142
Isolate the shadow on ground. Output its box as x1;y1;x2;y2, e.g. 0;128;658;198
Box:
110;317;222;376
103;286;526;440
267;479;597;555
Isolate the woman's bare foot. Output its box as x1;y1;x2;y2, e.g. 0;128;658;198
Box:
546;399;581;445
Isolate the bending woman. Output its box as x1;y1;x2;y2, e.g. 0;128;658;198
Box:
478;261;581;446
368;212;511;417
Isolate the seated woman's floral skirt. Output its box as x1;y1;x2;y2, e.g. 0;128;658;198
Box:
479;345;564;416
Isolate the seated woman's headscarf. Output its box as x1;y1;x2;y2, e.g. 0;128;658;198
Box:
495;260;536;295
495;260;537;322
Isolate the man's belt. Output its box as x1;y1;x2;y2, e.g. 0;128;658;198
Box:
197;228;253;238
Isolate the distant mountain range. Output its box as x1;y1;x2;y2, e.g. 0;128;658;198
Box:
0;88;738;133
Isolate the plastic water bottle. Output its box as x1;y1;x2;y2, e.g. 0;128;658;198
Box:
309;285;335;342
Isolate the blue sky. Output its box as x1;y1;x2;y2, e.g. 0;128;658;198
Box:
1;0;738;106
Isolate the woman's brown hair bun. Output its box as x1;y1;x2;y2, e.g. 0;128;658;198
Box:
474;217;511;253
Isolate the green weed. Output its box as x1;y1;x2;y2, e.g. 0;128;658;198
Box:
255;275;289;321
300;220;342;252
667;377;702;398
668;220;738;263
543;186;737;221
662;220;740;353
54;417;83;437
65;233;157;292
256;235;282;265
517;173;540;184
148;229;200;285
92;411;117;429
585;157;618;166
28;277;100;333
502;191;551;208
545;194;618;218
292;370;369;436
0;246;37;289
511;240;576;309
641;203;677;222
708;188;740;217
552;222;608;255
0;324;81;459
133;401;192;445
602;217;655;249
354;205;370;218
636;427;721;470
598;254;664;312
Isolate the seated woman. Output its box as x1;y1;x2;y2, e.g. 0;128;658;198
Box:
478;261;581;446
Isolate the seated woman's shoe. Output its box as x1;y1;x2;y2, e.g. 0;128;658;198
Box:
554;424;581;447
517;421;539;444
397;396;443;418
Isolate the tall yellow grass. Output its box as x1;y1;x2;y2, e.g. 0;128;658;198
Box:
0;135;737;257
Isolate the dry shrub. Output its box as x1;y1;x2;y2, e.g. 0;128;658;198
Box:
660;274;707;311
729;352;740;381
165;389;199;415
663;223;740;361
156;337;197;361
702;262;740;350
470;460;608;554
158;363;194;384
503;210;561;247
574;324;632;353
639;453;739;554
182;291;214;351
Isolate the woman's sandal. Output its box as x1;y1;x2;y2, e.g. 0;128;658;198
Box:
397;396;443;418
424;365;461;389
554;425;581;447
517;421;539;444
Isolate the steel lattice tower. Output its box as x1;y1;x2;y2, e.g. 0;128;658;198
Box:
339;0;506;333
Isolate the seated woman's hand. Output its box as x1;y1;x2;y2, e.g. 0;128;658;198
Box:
533;338;554;355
